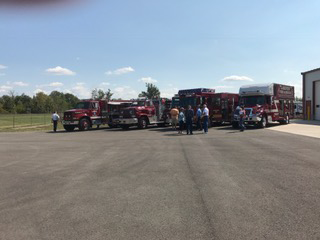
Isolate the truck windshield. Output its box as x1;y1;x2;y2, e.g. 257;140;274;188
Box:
241;96;265;106
171;97;180;108
132;101;145;106
180;97;196;107
74;102;90;109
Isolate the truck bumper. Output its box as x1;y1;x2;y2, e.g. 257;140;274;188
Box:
233;116;262;125
62;120;79;125
117;118;138;125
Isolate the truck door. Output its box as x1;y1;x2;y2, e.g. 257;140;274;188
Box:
279;100;284;116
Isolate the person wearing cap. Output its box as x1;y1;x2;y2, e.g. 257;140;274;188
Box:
178;107;185;134
202;104;209;134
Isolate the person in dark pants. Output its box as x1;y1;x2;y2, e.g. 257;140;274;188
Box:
178;107;185;134
51;111;60;132
186;105;194;135
196;105;202;130
239;106;246;132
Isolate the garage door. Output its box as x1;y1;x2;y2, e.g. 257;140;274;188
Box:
315;81;320;120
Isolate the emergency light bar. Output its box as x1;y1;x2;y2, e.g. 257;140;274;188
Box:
178;88;215;95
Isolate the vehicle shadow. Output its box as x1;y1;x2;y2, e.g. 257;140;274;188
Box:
47;126;110;134
215;122;281;133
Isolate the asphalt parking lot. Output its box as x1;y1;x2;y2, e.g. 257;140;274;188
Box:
0;125;320;240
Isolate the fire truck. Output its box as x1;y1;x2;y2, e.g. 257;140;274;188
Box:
178;88;216;125
117;98;171;130
232;83;295;128
207;93;239;125
62;99;132;131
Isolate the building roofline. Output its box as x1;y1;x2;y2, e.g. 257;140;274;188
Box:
301;67;320;75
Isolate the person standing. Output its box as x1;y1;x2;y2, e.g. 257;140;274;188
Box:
196;105;202;130
170;107;179;130
202;104;209;134
239;106;246;132
185;105;194;135
178;107;185;134
51;111;60;132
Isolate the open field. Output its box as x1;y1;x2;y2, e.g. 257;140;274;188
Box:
0;114;52;128
1;126;320;240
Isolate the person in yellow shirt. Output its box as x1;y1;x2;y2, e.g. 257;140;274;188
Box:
170;107;179;130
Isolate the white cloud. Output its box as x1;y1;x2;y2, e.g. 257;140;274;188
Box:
161;87;179;98
12;81;29;87
72;83;91;99
33;89;48;95
0;64;8;70
106;66;135;75
46;66;76;76
48;82;64;87
139;77;158;84
101;82;110;86
113;86;138;99
222;75;254;82
0;85;12;93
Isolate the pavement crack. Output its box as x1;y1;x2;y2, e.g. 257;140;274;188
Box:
179;138;216;239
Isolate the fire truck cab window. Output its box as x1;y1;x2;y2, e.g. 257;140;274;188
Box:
242;96;265;105
75;102;90;109
132;101;145;106
91;102;99;109
212;98;221;106
180;97;196;107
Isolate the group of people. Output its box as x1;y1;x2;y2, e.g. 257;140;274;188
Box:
170;104;209;135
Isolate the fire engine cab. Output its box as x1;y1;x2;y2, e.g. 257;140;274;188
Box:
233;83;295;128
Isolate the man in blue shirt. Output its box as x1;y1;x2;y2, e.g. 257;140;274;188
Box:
196;105;202;130
186;105;194;135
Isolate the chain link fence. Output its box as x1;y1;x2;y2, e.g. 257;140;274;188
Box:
0;113;63;129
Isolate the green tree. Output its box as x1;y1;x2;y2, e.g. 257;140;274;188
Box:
32;92;49;113
91;88;106;100
1;95;15;113
139;83;160;99
106;89;113;101
64;93;79;109
50;91;68;112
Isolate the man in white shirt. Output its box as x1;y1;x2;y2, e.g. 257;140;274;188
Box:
202;104;209;134
51;111;60;132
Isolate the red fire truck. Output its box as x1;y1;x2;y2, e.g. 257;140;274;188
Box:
62;99;132;131
178;88;216;125
117;98;171;130
232;83;295;128
207;93;239;125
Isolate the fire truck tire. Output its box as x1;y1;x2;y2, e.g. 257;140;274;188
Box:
64;125;75;132
138;118;148;129
79;118;91;131
259;116;267;128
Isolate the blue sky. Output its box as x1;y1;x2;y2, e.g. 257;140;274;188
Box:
1;0;320;99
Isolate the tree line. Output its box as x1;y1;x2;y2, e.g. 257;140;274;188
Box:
0;83;161;114
0;91;79;114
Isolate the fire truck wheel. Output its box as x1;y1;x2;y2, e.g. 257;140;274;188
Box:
259;116;267;128
138;118;148;129
79;118;91;131
64;125;75;132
